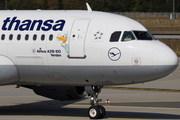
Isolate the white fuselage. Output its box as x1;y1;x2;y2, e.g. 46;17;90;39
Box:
0;10;178;86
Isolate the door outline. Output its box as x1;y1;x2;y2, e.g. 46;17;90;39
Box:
68;19;90;59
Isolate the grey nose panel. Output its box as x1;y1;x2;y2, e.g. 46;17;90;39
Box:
154;65;178;78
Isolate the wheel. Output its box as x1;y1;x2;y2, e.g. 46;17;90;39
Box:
88;106;100;119
98;105;106;118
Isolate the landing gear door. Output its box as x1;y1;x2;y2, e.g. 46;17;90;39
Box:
69;19;90;58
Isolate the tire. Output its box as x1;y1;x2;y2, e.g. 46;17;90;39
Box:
98;105;106;119
88;106;100;119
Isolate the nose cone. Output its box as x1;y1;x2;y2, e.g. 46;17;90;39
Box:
153;46;178;78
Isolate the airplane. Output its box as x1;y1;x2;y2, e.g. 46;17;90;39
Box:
0;2;178;119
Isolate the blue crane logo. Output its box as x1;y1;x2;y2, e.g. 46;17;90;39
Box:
108;47;121;61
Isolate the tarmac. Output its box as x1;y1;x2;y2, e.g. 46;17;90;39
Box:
0;58;180;120
153;34;180;39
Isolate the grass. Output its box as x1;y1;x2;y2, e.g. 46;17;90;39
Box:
160;39;180;56
132;18;180;34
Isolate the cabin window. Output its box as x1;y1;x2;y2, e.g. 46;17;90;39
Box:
25;34;29;41
1;34;5;40
41;34;45;41
17;34;21;40
133;31;153;40
49;34;53;41
33;34;37;41
121;31;135;42
110;31;121;42
9;34;13;40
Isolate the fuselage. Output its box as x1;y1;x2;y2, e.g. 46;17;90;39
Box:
0;10;178;86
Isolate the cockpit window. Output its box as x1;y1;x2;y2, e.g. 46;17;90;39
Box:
133;31;153;40
121;31;135;41
110;31;121;42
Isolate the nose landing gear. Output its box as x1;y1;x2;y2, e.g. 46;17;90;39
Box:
85;86;106;119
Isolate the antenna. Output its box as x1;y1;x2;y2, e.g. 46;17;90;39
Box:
86;2;92;11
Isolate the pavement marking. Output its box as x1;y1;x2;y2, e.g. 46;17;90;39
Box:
0;96;39;98
65;104;180;110
67;100;180;104
101;92;180;95
6;115;147;120
168;74;172;76
107;100;180;103
104;87;180;93
26;100;180;106
104;105;180;110
109;118;148;120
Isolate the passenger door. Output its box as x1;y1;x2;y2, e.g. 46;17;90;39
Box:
69;19;90;58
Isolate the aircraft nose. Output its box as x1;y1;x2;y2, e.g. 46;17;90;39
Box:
153;46;179;78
